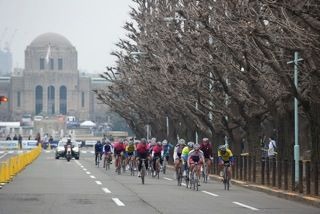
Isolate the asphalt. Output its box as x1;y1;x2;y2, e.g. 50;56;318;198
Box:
164;164;320;208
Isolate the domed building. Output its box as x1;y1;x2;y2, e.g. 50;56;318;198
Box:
0;32;108;122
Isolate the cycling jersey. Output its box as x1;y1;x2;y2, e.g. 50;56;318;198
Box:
188;149;204;164
136;143;148;154
126;145;135;153
113;142;125;154
95;142;103;153
181;146;190;161
200;143;212;158
103;144;113;154
152;145;162;154
218;149;233;162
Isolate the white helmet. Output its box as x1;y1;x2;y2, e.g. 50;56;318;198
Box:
157;141;162;146
162;139;168;145
187;141;194;148
194;143;200;150
178;139;186;145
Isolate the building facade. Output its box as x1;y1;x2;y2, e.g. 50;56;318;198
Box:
0;32;108;122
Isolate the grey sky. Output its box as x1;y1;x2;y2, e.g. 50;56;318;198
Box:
0;0;133;72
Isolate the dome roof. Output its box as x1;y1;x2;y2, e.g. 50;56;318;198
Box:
30;32;73;48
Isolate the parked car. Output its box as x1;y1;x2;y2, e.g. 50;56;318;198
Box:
20;114;33;126
34;115;44;121
55;139;80;160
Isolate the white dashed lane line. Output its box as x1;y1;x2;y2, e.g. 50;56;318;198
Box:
83;168;87;171
163;177;173;181
112;198;125;206
90;175;96;179
202;190;219;197
102;187;111;194
86;171;91;175
233;202;259;211
95;181;102;185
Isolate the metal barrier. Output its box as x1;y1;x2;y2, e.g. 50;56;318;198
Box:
0;145;41;185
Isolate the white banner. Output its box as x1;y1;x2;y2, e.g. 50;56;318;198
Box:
85;140;97;146
0;140;19;150
22;140;38;149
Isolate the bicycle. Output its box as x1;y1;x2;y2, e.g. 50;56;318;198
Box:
140;158;147;184
128;156;135;176
115;153;122;175
223;162;231;190
162;156;167;174
104;152;112;171
154;157;160;179
175;158;183;186
202;162;208;183
190;162;200;191
96;152;102;168
184;166;190;188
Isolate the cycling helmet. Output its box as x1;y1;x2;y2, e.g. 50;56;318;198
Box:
194;143;200;150
202;138;209;143
151;137;156;142
157;141;162;146
140;138;147;144
187;141;194;148
178;138;186;145
162;139;168;145
218;145;227;152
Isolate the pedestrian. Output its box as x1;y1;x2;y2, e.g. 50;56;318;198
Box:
6;134;11;140
268;137;277;158
18;134;23;149
13;134;18;140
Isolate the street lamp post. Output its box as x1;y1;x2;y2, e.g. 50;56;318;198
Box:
287;51;303;185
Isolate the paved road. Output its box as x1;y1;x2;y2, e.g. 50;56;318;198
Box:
0;148;319;214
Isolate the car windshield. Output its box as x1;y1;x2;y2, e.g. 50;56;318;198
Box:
58;141;78;147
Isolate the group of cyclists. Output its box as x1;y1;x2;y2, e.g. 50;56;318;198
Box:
94;136;234;184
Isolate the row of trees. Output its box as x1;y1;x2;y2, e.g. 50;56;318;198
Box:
95;0;320;161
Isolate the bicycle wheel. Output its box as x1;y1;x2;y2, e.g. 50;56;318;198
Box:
141;160;146;184
223;166;228;190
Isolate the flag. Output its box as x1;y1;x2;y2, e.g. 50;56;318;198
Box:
45;44;51;64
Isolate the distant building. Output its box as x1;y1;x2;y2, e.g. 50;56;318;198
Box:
0;32;109;121
0;47;12;76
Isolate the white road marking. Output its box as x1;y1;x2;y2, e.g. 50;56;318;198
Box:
83;168;87;171
181;183;186;186
163;177;173;181
45;150;51;153
102;187;111;193
80;165;84;168
17;150;24;154
90;151;94;154
86;171;91;175
233;202;259;211
112;198;125;206
81;151;87;154
8;151;14;154
95;181;102;185
202;190;219;197
90;175;96;179
0;151;5;154
0;153;7;159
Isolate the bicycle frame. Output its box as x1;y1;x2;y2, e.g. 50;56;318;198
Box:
223;162;231;190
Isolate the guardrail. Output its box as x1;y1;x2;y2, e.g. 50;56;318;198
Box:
0;145;41;186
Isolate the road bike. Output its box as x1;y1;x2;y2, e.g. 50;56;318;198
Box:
104;152;112;171
202;162;208;183
128;156;135;176
223;162;231;190
162;156;167;174
176;158;183;186
96;152;102;167
154;157;160;179
140;158;147;184
115;153;122;175
190;162;200;191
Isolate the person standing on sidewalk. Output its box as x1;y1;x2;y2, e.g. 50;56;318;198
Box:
268;137;277;158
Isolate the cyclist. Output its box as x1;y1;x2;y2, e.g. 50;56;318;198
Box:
136;138;149;177
151;141;163;176
103;140;113;167
218;145;234;179
94;140;103;165
113;139;126;171
181;141;194;176
161;139;173;163
200;138;213;177
125;140;136;170
188;143;205;182
173;139;186;173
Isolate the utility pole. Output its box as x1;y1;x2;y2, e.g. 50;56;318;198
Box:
287;51;303;185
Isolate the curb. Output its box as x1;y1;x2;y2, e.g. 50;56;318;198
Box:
167;164;320;208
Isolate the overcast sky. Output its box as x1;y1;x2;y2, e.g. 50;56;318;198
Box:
0;0;133;73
